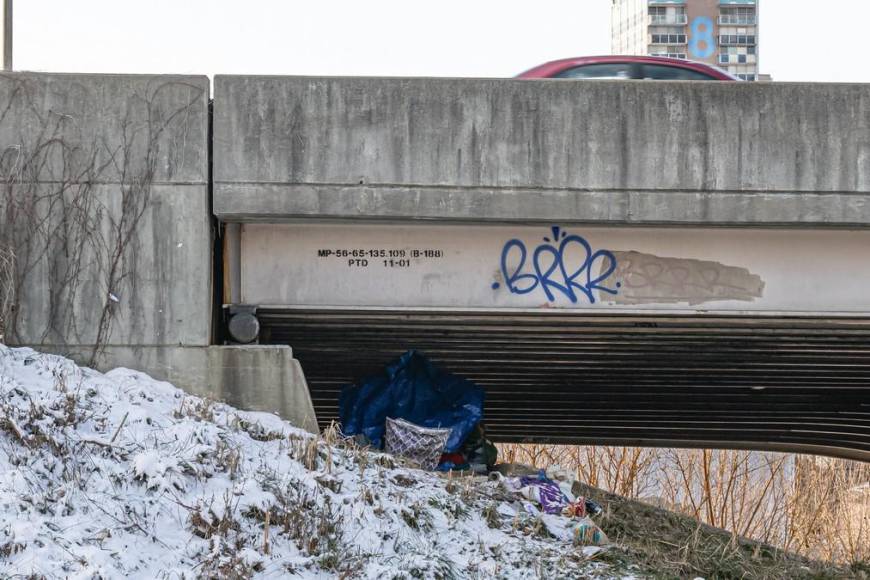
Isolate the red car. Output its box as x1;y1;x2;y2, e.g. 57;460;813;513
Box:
517;55;738;81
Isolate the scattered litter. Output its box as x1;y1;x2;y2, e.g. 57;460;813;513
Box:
493;468;610;546
503;472;570;515
339;350;610;550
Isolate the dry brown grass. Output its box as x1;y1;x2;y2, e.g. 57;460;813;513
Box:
499;443;870;569
574;479;854;579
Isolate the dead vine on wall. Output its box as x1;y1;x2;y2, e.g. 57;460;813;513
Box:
0;78;203;365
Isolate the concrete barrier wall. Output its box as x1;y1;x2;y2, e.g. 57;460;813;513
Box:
0;73;319;433
213;76;870;226
56;344;319;434
0;73;211;347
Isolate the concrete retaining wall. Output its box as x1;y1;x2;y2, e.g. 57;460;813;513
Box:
213;76;870;226
0;72;318;433
0;72;212;347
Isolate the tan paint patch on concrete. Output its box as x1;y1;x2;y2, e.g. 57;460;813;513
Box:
609;251;764;305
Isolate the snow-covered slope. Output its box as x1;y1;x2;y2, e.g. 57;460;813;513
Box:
0;346;624;579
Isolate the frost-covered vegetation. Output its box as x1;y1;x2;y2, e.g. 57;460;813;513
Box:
0;346;619;579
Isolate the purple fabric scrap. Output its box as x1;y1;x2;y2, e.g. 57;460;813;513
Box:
518;475;570;514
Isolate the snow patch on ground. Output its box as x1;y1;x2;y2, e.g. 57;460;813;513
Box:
0;346;630;579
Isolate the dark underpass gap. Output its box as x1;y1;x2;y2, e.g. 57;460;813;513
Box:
258;309;870;461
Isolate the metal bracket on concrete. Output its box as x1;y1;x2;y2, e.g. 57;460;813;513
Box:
226;304;260;344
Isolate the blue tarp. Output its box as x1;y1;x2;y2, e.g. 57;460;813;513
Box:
339;350;485;453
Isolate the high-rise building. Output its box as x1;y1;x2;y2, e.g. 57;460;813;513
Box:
611;0;759;81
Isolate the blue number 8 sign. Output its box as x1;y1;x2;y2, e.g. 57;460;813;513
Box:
689;16;715;59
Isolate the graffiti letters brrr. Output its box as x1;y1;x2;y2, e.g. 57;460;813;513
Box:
492;226;620;304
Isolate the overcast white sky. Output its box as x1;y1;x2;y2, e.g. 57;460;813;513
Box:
13;0;870;82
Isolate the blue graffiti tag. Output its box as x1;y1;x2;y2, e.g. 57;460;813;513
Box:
492;226;620;304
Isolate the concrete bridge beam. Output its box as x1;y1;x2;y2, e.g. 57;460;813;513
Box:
214;76;870;227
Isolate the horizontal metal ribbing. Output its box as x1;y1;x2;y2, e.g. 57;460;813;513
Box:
258;309;870;461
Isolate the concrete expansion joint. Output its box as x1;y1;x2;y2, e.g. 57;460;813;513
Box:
215;180;870;196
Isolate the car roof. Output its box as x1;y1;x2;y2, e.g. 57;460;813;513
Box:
516;55;739;80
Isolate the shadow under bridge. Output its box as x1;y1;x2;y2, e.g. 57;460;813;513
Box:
258;309;870;462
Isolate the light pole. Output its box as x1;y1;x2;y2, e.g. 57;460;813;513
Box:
2;0;11;71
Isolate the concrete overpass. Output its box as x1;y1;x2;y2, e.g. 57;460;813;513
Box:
3;73;869;460
213;76;870;461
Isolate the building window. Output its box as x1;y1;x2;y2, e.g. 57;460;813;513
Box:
719;45;757;65
649;5;687;25
719;34;756;46
737;73;757;81
651;47;688;59
720;7;756;25
651;33;687;44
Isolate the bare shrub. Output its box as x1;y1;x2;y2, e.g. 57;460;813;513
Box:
785;456;870;564
656;448;793;544
0;79;203;366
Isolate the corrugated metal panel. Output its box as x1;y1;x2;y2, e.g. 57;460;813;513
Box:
258;310;870;461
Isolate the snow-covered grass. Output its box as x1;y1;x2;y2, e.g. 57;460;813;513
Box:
0;346;624;579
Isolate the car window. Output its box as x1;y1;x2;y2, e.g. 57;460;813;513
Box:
640;64;716;80
552;63;636;79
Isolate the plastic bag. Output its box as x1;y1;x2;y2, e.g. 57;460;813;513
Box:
572;516;609;546
516;473;571;514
